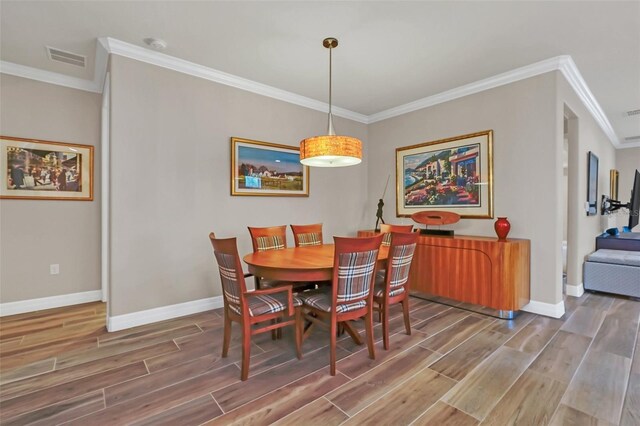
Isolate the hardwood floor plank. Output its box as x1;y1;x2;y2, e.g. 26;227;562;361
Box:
205;370;349;425
442;346;535;421
504;315;563;354
484;312;536;336
0;337;97;364
561;349;632;424
68;365;239;424
272;398;348;426
104;353;236;406
0;341;176;401
621;372;640;426
411;309;470;336
337;331;432;379
590;300;640;359
326;345;437;416
56;324;199;369
97;313;217;344
132;395;222;426
343;368;455;425
580;292;615;311
0;320;63;341
0;337;23;351
0;362;148;421
0;305;100;326
550;404;616;426
212;346;349;412
420;315;493;354
560;306;607;338
528;330;592;384
412;401;479;426
407;301;452;320
2;390;105;426
429;329;511;381
0;358;55;385
18;319;106;347
482;370;567;425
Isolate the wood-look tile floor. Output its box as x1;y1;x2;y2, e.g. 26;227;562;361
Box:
1;292;639;425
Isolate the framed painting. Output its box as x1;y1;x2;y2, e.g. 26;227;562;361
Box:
396;130;493;219
231;137;309;196
1;136;94;201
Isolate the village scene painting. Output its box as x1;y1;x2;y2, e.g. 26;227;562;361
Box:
231;138;309;196
403;142;481;207
1;137;93;200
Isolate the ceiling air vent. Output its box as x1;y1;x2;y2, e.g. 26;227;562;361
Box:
624;135;640;141
46;46;86;67
626;109;640;117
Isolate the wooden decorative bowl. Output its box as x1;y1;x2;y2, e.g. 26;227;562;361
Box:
411;211;461;226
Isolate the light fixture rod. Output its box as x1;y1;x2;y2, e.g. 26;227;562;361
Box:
324;37;337;136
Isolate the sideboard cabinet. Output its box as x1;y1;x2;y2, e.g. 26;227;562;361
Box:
358;231;530;315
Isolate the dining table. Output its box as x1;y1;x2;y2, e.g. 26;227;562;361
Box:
242;243;390;283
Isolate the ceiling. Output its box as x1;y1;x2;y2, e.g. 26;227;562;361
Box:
1;1;639;146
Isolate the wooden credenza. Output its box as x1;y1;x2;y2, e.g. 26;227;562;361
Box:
358;231;530;313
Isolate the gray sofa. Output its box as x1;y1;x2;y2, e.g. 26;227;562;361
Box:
584;249;640;298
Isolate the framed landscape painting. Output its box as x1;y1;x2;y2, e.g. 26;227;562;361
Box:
231;137;309;196
1;136;94;201
396;130;493;219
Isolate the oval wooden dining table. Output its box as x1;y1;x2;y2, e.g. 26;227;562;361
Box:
242;244;389;283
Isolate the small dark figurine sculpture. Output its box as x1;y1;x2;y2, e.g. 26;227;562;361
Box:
375;198;385;232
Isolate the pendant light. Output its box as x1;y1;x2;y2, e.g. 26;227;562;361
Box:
300;38;362;167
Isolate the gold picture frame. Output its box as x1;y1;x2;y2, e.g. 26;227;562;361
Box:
396;130;493;219
1;136;94;201
231;137;309;197
610;169;619;200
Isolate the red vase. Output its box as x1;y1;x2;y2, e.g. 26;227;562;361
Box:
494;217;511;241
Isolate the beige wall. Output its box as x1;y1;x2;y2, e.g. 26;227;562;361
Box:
557;74;617;289
108;56;369;316
616;147;640;230
0;74;101;303
367;73;561;305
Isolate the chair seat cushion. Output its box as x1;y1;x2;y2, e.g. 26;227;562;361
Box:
374;283;405;298
229;292;302;317
298;288;366;313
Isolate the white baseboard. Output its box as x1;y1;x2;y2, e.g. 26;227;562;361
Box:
0;290;103;317
565;282;585;298
107;296;224;332
521;299;566;318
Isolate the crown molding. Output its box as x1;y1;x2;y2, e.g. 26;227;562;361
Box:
0;61;101;93
99;37;369;124
0;40;623;148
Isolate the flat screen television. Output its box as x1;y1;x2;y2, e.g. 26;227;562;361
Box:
601;169;640;231
629;169;640;231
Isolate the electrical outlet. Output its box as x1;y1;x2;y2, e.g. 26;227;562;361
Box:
50;264;59;275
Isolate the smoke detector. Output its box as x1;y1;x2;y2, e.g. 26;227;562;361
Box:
143;38;167;50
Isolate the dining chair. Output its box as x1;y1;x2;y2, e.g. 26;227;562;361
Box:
373;231;419;350
299;234;384;375
247;225;288;290
379;223;414;246
209;233;302;381
290;223;324;247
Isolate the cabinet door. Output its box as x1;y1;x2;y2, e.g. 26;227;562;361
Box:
448;248;492;305
409;244;450;296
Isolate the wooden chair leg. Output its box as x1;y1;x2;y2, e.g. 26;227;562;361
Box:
222;311;232;357
294;307;303;360
241;323;251;381
402;298;411;335
382;302;390;350
330;319;337;376
365;310;376;360
271;319;278;340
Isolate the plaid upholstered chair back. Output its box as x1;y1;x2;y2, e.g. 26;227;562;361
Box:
290;223;324;247
248;225;287;253
380;224;414;246
385;232;419;293
209;233;247;313
332;234;384;307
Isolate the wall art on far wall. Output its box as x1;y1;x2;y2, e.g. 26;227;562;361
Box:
396;130;493;219
231;137;309;197
1;136;94;201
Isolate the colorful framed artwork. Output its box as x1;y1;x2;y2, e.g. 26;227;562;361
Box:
1;136;94;201
396;130;493;219
231;137;309;197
